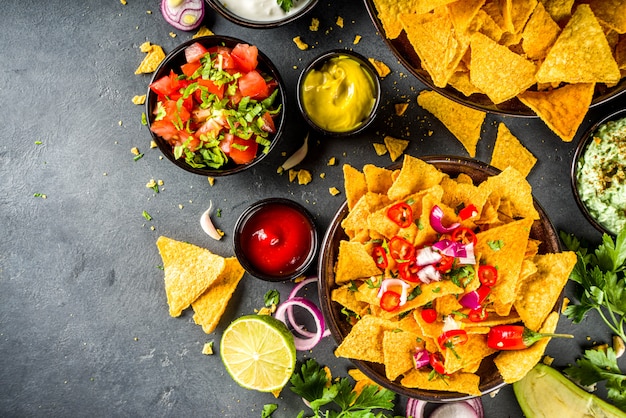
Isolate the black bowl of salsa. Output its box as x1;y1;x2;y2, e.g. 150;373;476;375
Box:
233;198;318;282
145;36;286;176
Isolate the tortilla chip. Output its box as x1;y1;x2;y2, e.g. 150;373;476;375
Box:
401;368;481;396
443;334;496;374
135;42;166;75
383;329;422;380
156;236;227;317
507;0;538;33
332;284;370;317
494;311;559;383
192;257;245;333
522;2;561;60
479;167;539;220
384;136;410;162
335;315;398;363
541;0;574;24
387;154;447;201
335;240;382;284
490;123;537;177
536;4;621;84
447;70;483;97
343;164;368;210
364;164;395;194
518;82;596;142
447;0;487;35
469;32;537;104
371;0;420;39
417;90;486;157
515;252;577;331
588;0;626;34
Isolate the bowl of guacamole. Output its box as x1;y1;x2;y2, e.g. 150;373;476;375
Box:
572;109;626;236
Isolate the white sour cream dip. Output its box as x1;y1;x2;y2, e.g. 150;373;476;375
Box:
221;0;312;22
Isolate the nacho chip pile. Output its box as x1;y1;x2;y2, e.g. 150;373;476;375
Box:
156;236;245;334
372;0;625;141
331;155;576;395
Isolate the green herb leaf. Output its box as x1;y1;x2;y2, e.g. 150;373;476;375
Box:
264;289;280;308
276;0;294;12
142;210;152;221
261;403;278;418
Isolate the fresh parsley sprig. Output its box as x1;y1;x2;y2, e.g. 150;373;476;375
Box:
564;347;626;410
276;0;294;12
560;228;626;342
289;359;399;418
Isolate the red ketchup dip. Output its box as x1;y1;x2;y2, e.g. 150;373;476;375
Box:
235;199;317;281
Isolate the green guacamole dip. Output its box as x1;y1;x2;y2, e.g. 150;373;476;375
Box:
576;116;626;235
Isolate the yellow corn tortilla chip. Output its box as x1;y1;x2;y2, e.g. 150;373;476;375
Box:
494;311;559;383
401;368;481;396
479;166;539;220
387;154;447;201
332;284;370;317
443;334;497;374
515;252;577;331
156;236;227;317
535;4;621;84
588;0;626;35
335;240;382;284
364;164;395;194
343;164;368;210
192;257;245;334
383;329;422;381
522;2;561;61
135;42;166;75
490;122;537;177
384;135;409;162
371;0;420;39
335;315;398;363
417;90;486;157
517;82;596;142
469;32;537;104
447;0;487;34
541;0;574;24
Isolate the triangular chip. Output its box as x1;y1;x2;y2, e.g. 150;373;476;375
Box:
383;329;422;381
469;32;537;104
192;257;245;333
387;154;448;201
588;0;626;35
401;368;481;396
363;164;395;194
479;166;539;219
518;82;595;142
343;164;368;210
417;90;486;157
448;0;486;35
515;252;577;331
535;4;621;84
135;42;166;75
383;135;409;162
522;2;561;60
156;236;227;317
371;0;420;39
541;0;574;24
335;315;398;363
335;240;382;284
490;122;537;177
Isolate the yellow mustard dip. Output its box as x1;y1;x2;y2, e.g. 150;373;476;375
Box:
301;55;376;133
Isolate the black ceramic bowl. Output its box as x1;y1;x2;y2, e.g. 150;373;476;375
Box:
234;198;318;282
318;156;563;402
297;49;381;137
205;0;318;29
571;108;626;236
146;36;286;176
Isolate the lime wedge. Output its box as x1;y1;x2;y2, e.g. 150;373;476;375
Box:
220;314;296;392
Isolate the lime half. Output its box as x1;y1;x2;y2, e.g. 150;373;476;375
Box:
220;314;296;392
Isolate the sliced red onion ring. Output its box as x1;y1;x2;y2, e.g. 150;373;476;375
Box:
458;290;481;310
430;205;460;234
405;398;484;418
275;297;325;351
286;277;331;339
161;0;204;31
432;240;476;265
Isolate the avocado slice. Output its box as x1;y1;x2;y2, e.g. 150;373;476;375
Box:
513;363;626;418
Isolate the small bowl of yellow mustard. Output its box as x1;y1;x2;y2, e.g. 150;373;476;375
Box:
297;50;381;136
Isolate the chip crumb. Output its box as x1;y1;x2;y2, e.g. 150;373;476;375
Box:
561;297;570;314
297;169;312;185
193;26;214;38
394;102;409;116
368;58;391;78
373;143;387;156
309;18;319;31
202;341;214;355
120;0;126;4
169;32;177;38
146;179;157;189
207;177;215;186
542;356;554;366
131;147;140;156
288;169;298;182
118;120;123;126
329;187;341;196
320;172;326;179
353;35;362;45
336;16;344;28
178;204;184;209
146;10;152;14
428;130;433;136
327;157;336;166
293;36;309;50
135;42;166;75
384;135;409;162
150;140;157;149
132;94;146;105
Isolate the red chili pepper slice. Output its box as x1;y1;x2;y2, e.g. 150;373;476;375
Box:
451;226;477;246
476;285;492;305
372;246;388;269
478;264;498;287
398;260;421;283
438;329;469;349
434;254;454;272
388;236;415;262
387;202;413;228
469;307;488;322
487;325;573;350
458;204;478;220
379;290;401;312
429;351;446;375
420;308;437;323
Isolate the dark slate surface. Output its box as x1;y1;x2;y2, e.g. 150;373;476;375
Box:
1;0;624;416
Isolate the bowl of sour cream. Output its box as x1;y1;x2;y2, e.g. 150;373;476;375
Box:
572;108;626;236
205;0;318;28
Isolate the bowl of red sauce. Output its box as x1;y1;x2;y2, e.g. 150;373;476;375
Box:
234;198;318;281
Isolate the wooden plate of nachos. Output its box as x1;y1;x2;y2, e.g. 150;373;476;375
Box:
363;0;626;133
318;155;576;401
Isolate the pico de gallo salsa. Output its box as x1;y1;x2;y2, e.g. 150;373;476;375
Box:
148;41;281;169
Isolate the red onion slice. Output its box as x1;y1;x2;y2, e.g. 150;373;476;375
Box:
275;297;326;351
458;290;481;310
160;0;204;31
405;398;484;418
430;205;460;233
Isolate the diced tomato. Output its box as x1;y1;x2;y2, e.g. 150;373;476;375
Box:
149;70;184;97
207;46;236;69
220;134;258;165
231;43;258;73
181;61;202;78
185;42;208;63
161;99;191;125
238;70;269;99
197;78;225;99
149;119;179;141
259;111;276;133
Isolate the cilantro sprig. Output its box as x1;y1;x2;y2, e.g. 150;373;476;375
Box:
564;347;626;410
289;359;398;418
276;0;294;12
560;229;626;342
